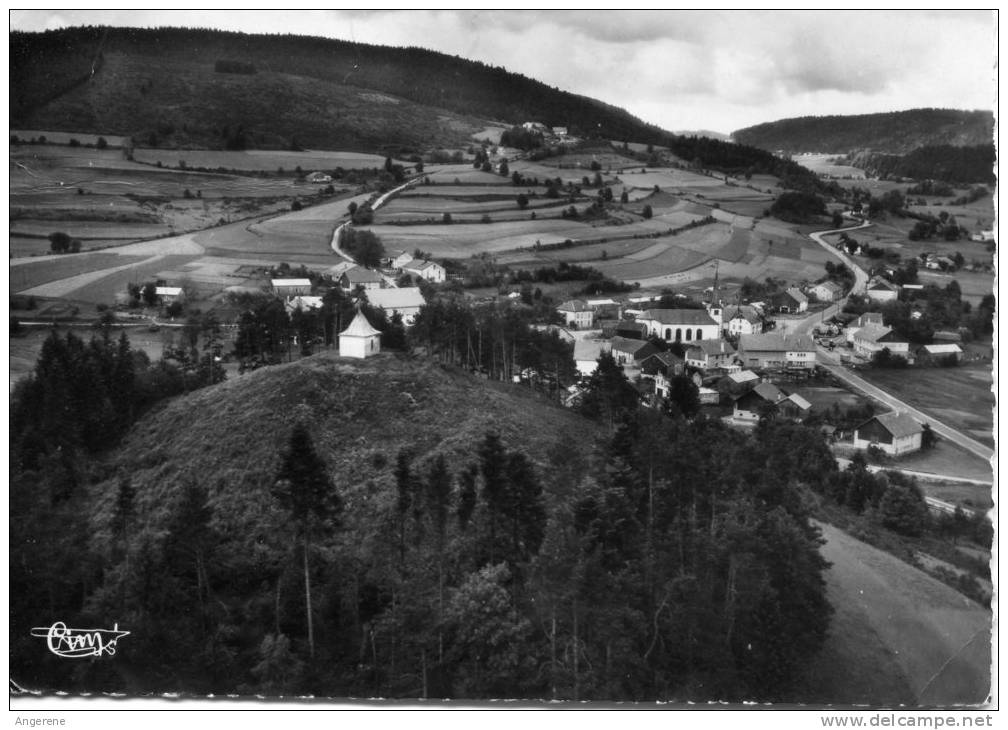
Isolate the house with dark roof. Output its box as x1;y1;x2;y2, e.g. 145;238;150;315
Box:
770;288;808;313
732;383;812;423
614;319;648;339
738;332;816;371
611;336;659;366
853;412;923;455
636;308;720;343
640;351;685;378
557;299;594;329
339;266;385;292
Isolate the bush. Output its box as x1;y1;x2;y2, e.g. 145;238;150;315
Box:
291;200;303;211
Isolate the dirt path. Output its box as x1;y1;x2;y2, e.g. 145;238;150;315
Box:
814;522;991;705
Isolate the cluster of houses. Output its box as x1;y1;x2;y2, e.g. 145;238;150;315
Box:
841;310;964;365
268;254;447;328
561;294;930;456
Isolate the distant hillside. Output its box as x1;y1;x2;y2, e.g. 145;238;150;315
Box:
733;109;994;155
10;26;826;190
674;129;731;141
849;143;995;184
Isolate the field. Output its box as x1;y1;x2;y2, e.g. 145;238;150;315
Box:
794;153;867;179
916;480;993;511
132;147;411;172
857;365;994;447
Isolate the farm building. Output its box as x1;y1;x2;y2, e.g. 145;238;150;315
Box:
339;267;385;292
552;126;568;136
365;287;426;326
640;351;685;379
327;261;357;278
918;343;964;364
732;383;811;423
637;308;720;343
685;339;738;372
777;393;812;421
851;325;910;359
853;412;923;456
727;369;760;386
970;230;995;242
932;330;963;344
738;332;816;372
402;259;446;283
306;171;332;184
557;300;594;329
770;288;808;313
809;280;844;302
845;312;885;344
611;336;659;367
284;295;323;315
698;387;720;405
383;250;414;270
272;278;311;297
721;305;765;336
614;319;648;339
865;277;900;303
155;286;184;304
573;339;611;377
339;309;382;359
732;383;786;423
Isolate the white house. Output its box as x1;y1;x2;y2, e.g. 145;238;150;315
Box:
552;126;568;137
339;309;382;359
155;286;184;304
365;287;426;326
636;308;720;343
557;299;594;329
721;305;764;336
865;277;900;303
853;412;923;456
809;280;844;302
851;325;910;359
684;339;738;372
402;259;446;283
272;278;312;297
306;171;332;184
738;332;816;371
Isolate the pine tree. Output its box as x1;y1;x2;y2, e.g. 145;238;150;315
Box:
272;423;341;659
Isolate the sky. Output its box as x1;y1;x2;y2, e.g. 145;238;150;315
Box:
9;9;997;134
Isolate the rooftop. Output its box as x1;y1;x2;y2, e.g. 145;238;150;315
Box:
739;332;815;353
558;299;590;313
340;310;382;338
272;278;312;287
859;411;923;439
640;308;717;326
366;287;426;310
342;267;385;284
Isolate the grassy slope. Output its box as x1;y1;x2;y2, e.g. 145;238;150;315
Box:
87;352;603;548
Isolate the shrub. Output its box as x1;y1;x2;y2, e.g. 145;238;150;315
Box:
291;200;303;211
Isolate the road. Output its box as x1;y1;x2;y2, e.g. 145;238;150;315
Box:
796;221;995;465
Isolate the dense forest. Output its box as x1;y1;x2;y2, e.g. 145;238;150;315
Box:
9;26;823;189
732;108;994;155
10;321;837;701
847;144;995;184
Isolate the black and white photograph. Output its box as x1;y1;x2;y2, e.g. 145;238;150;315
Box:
8;8;997;717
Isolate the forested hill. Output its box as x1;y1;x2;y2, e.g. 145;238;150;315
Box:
732;109;994;155
11;340;834;700
10;26;824;189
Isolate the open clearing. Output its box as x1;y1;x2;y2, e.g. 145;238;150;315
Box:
916;481;993;511
132;148;410;171
794;153;867;179
857;365;994;447
800;522;991;705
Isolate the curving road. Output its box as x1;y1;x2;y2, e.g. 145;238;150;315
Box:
798;220;994;465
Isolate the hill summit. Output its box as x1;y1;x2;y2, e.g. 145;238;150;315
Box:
732;108;993;155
